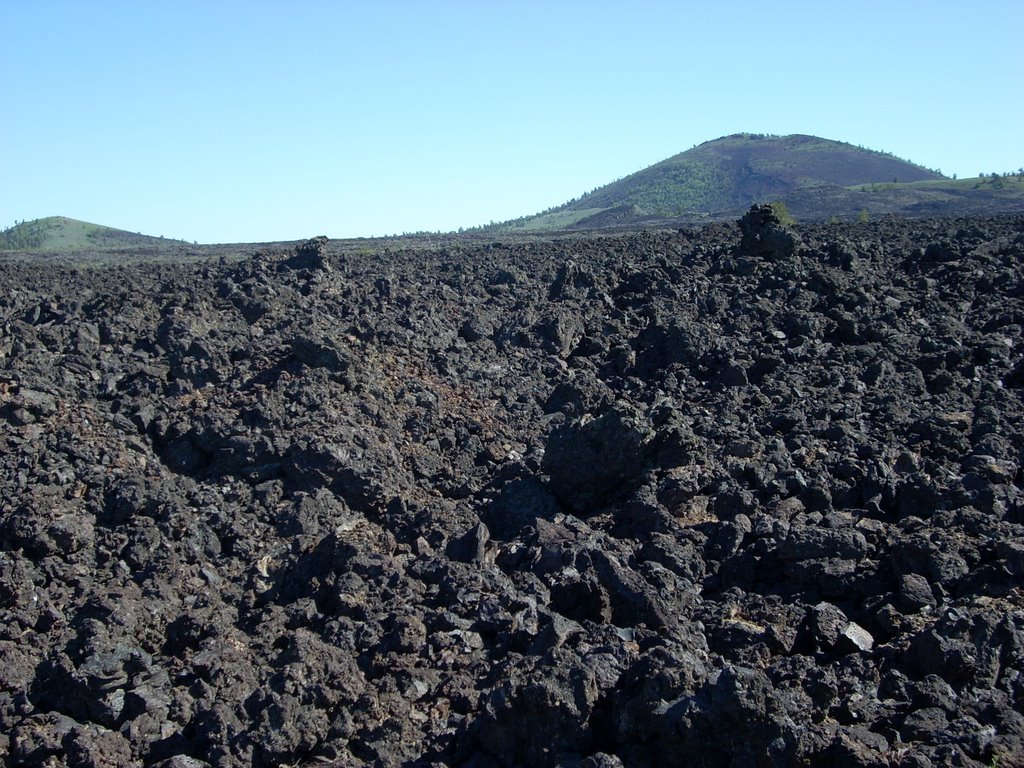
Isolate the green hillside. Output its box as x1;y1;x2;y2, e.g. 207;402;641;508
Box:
500;133;957;230
0;216;183;251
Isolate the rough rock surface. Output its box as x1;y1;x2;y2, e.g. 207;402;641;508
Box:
2;211;1024;766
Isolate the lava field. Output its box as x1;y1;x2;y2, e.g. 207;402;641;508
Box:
1;208;1024;767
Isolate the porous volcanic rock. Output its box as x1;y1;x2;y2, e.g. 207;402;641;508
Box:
2;216;1024;766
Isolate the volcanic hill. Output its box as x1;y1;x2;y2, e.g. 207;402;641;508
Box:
503;134;1024;229
0;216;185;252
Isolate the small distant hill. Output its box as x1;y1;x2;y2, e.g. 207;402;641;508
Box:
500;134;1023;230
0;216;184;251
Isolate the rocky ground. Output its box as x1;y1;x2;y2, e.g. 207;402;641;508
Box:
1;208;1023;767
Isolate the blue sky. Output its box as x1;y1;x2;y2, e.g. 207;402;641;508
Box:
2;1;1021;243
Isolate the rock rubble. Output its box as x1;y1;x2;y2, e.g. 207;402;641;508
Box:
2;210;1024;766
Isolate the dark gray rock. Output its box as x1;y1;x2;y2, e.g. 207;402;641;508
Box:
776;526;869;561
899;573;938;612
543;407;652;515
284;235;331;271
289;333;353;374
737;204;800;262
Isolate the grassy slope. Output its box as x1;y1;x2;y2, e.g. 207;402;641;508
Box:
0;216;183;251
781;175;1024;221
503;208;608;231
854;175;1024;197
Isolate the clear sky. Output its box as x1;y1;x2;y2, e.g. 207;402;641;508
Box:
2;1;1021;243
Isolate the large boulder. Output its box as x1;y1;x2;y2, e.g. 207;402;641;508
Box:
737;204;800;261
543;407;653;515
